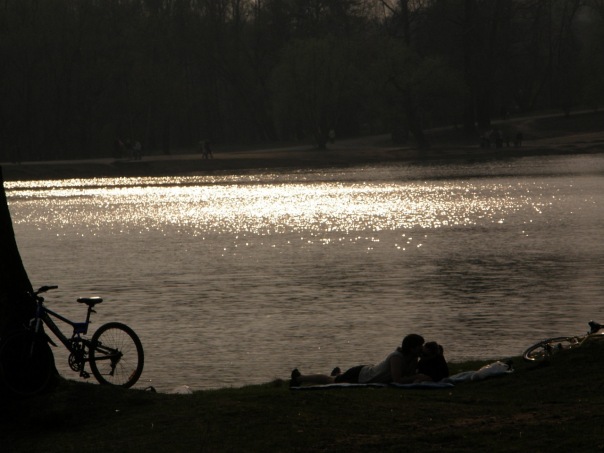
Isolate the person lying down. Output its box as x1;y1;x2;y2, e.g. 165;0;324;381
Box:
290;334;449;387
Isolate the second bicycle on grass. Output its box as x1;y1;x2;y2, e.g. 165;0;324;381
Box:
523;321;604;362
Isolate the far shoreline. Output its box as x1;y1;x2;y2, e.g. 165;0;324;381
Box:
0;109;604;181
3;111;604;182
2;138;603;182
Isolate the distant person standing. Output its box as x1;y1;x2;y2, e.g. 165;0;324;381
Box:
203;140;213;159
125;139;134;159
514;132;523;147
495;129;503;148
113;137;125;159
329;129;336;144
133;141;142;160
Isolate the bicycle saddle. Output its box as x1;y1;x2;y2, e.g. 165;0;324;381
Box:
77;297;103;307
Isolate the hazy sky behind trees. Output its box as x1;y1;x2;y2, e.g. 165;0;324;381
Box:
1;0;603;160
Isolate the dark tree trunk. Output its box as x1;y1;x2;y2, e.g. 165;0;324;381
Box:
162;116;171;155
403;95;429;150
399;0;429;150
462;0;478;135
0;167;58;397
0;167;35;339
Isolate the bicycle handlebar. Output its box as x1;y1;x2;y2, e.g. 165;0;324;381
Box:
35;285;58;295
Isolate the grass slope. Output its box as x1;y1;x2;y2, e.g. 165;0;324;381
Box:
2;339;604;452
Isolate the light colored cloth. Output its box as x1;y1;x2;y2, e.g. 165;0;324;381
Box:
358;349;416;383
443;361;513;384
169;385;193;394
290;382;454;391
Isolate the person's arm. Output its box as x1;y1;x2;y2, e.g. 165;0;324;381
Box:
389;354;431;384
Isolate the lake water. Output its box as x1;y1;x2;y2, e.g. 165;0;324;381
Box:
4;154;604;392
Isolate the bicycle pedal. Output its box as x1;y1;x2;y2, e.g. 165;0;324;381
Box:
80;371;90;379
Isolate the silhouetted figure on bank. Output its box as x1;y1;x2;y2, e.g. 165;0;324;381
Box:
125;139;134;159
133;141;142;160
495;130;504;148
202;140;213;159
514;132;523;147
113;138;124;159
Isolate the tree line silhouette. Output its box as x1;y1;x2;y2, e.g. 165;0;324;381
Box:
1;0;603;161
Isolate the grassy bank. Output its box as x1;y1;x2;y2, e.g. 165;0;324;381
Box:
3;340;604;452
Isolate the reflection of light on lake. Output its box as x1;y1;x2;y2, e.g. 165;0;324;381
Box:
9;176;546;239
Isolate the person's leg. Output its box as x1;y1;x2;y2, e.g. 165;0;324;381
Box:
333;365;365;383
291;369;335;386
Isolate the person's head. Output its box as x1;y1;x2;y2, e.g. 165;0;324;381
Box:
421;341;444;359
418;341;449;381
401;334;425;357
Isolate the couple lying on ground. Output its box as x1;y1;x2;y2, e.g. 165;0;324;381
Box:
290;334;449;387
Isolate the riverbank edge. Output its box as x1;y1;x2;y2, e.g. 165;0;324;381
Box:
2;135;604;182
4;109;604;181
3;341;604;452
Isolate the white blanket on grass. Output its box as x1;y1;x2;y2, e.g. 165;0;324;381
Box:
443;361;514;384
290;381;454;391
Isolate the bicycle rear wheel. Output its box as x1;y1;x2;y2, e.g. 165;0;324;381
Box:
0;330;54;396
522;336;580;362
89;322;144;388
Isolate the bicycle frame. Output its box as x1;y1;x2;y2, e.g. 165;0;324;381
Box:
34;303;92;352
28;296;103;378
35;297;124;372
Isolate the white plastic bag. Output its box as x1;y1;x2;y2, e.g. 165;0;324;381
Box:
471;361;513;381
169;384;193;394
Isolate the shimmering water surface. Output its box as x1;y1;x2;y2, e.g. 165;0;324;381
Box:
5;154;604;391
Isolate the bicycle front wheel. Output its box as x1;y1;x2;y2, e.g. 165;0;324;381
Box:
522;336;580;362
0;330;54;396
89;322;144;388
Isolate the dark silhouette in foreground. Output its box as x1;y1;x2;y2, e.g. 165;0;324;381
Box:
0;166;57;397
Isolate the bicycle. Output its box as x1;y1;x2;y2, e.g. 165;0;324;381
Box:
523;321;604;362
0;285;144;395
